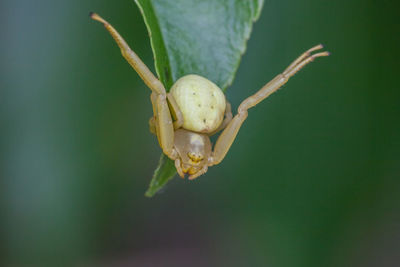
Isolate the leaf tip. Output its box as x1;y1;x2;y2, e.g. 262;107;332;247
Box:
144;190;155;198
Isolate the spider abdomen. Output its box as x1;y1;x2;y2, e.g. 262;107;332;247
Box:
170;74;226;133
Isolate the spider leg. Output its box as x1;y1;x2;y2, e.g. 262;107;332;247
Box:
149;117;156;135
91;13;180;159
149;92;178;160
175;158;185;178
283;44;325;75
149;94;183;136
148;93;159;137
209;45;329;165
90;12;165;95
155;94;178;160
148;92;178;160
188;165;208;180
167;93;184;129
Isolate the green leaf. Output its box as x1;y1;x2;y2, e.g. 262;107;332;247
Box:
144;153;177;197
136;0;264;197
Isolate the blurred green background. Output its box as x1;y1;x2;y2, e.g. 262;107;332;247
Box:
2;0;399;266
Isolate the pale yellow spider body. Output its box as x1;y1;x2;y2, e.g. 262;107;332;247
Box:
170;75;226;134
90;12;329;179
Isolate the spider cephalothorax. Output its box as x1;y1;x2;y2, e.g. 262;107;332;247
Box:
90;13;329;179
173;129;212;178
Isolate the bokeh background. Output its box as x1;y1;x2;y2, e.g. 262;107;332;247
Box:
2;0;399;266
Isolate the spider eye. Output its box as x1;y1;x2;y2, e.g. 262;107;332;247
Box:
188;152;203;163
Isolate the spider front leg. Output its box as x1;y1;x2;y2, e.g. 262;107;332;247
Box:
147;91;179;160
149;93;183;136
91;12;180;160
90;13;166;95
154;93;178;159
209;45;329;165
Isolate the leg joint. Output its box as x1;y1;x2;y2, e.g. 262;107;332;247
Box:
237;105;249;117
